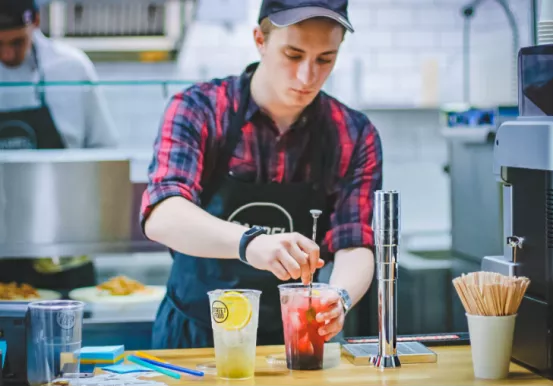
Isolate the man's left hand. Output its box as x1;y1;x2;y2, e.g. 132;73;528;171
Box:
316;291;345;341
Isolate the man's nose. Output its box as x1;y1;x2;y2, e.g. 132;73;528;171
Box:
296;60;316;86
0;47;16;63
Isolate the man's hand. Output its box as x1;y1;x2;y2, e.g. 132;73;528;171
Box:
316;291;345;341
245;233;324;283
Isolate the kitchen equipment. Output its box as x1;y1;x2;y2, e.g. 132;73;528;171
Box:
0;302;28;386
481;43;553;379
371;190;401;369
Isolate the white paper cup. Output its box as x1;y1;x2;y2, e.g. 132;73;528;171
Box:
466;313;516;379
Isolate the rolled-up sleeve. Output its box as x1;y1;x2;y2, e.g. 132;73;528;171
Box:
323;120;383;253
140;89;209;230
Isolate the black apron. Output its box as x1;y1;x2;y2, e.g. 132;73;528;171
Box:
0;44;95;292
152;63;333;349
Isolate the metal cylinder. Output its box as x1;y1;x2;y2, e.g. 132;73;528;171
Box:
372;190;401;369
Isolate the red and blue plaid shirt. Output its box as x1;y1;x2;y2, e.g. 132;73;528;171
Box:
141;70;383;253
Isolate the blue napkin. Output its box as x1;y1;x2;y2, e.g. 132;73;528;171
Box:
101;364;152;374
0;341;6;368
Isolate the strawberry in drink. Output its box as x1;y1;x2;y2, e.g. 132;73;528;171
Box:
279;283;330;370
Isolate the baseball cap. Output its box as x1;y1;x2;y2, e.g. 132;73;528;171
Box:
258;0;354;33
0;0;38;31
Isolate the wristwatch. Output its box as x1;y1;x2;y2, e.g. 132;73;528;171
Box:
336;288;353;314
239;226;267;264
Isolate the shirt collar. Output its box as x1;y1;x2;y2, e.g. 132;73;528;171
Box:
236;65;323;129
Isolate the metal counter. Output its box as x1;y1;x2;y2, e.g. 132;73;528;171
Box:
0;149;163;258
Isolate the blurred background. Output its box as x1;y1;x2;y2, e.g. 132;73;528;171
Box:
0;0;550;348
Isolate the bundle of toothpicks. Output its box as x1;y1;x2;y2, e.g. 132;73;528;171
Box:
452;271;530;316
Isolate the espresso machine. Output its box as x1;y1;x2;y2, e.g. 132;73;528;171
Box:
482;43;553;379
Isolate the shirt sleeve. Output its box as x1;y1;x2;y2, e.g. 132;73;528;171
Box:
323;119;383;253
140;89;210;230
80;55;119;148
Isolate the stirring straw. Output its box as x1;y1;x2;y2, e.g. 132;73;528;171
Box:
308;209;322;303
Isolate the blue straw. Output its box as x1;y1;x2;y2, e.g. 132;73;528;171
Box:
127;355;181;379
133;355;205;377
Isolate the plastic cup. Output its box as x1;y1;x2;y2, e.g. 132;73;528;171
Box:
208;289;261;380
278;283;334;370
26;300;84;386
466;313;517;379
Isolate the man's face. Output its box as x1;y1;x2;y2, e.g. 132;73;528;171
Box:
255;18;344;109
0;25;34;68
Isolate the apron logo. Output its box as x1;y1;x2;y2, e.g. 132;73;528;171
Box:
227;202;294;234
56;310;76;330
0;120;38;149
211;300;229;323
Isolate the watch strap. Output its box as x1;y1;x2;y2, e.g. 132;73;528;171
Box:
239;226;267;264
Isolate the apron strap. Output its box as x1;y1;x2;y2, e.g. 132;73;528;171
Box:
31;44;47;108
200;65;253;206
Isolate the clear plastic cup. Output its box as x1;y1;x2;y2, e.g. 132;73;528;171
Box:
208;289;261;380
26;300;85;386
278;283;334;370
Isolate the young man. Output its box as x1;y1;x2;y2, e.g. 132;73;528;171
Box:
0;0;117;291
142;0;383;349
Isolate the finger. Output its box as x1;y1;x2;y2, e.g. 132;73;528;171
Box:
270;260;291;281
316;303;342;323
277;248;302;279
288;242;311;284
321;291;341;307
318;315;344;337
296;235;320;273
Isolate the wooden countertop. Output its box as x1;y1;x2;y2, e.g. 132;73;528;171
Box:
119;344;551;386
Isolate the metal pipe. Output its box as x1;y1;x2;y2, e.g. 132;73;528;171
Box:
460;0;520;104
371;190;401;369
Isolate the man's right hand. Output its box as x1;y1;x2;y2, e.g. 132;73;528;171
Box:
245;233;324;284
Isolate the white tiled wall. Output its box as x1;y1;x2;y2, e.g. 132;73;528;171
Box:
178;0;533;108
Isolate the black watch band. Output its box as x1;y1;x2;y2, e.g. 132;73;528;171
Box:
239;226;267;264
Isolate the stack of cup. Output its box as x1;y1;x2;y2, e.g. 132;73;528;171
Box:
452;272;530;380
538;0;553;44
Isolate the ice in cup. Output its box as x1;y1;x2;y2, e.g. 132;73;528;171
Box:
208;289;261;380
278;283;332;370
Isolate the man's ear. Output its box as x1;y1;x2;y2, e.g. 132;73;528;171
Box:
253;26;266;56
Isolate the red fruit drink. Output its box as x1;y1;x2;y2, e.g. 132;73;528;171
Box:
278;283;330;370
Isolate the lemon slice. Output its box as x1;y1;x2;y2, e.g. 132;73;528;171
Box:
216;291;252;330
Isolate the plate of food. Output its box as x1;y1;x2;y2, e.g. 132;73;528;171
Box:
69;276;166;305
0;282;62;302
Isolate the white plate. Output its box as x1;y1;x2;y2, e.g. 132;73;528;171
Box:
0;289;62;302
69;286;166;305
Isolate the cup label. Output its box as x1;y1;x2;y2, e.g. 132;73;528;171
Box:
56;310;76;330
211;300;229;324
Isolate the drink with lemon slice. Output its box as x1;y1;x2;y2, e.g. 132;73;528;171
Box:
208;289;261;380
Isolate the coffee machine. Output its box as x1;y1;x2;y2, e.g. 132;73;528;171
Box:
482;43;552;379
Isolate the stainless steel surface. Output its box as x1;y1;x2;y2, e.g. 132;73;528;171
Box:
371;190;401;369
342;342;437;366
494;117;553;172
0;149;163;258
481;255;520;276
